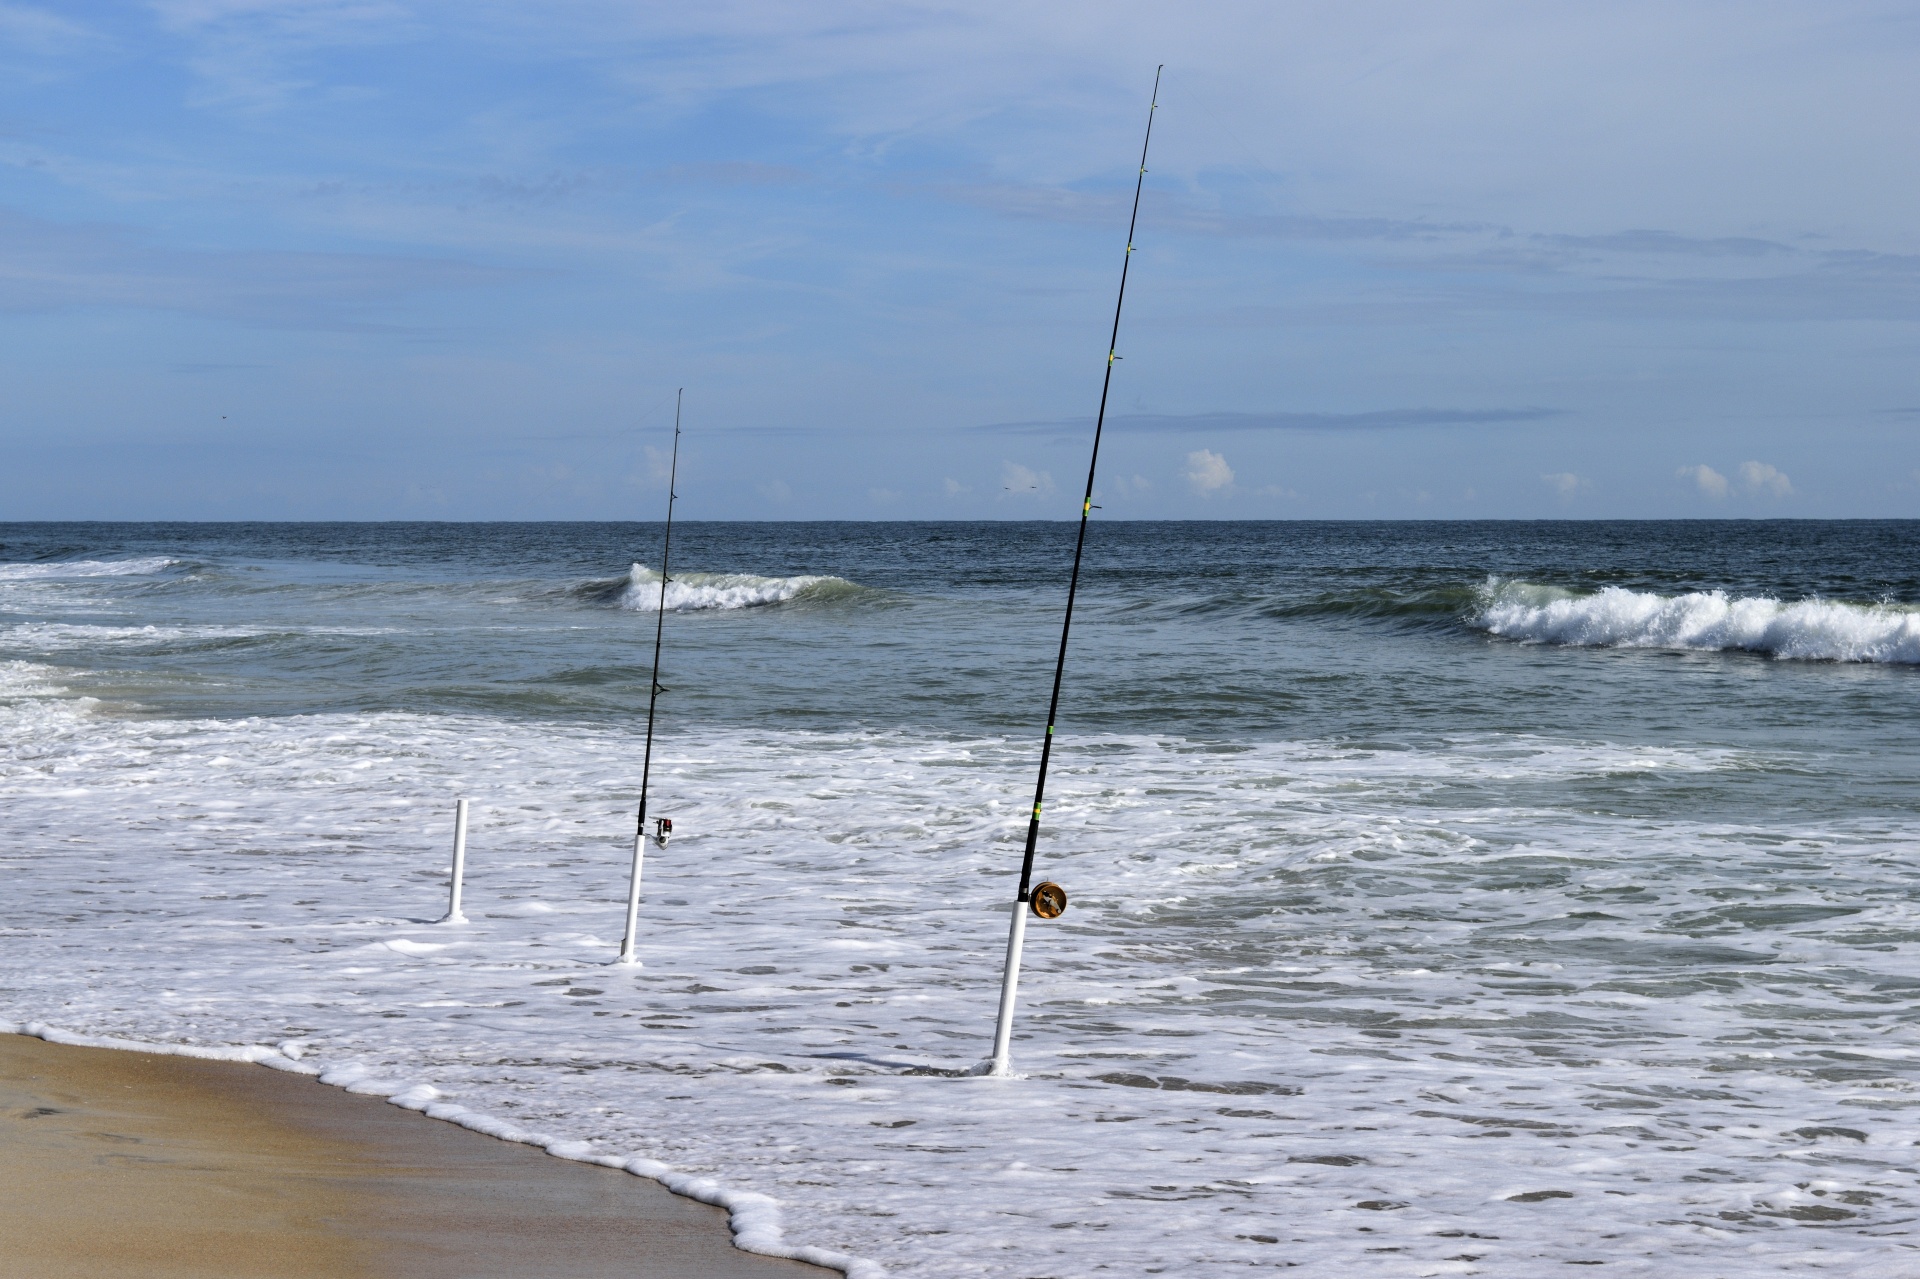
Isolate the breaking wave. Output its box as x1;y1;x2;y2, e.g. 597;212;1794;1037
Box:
613;564;860;612
0;557;180;580
1474;579;1920;663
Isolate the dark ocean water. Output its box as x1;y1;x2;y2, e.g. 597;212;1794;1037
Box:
6;518;1919;813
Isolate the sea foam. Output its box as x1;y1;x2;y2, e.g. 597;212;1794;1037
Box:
1474;578;1920;662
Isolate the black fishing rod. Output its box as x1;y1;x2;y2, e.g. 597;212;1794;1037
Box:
984;68;1162;1075
619;388;682;965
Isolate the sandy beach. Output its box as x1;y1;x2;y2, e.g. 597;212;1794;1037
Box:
0;1032;829;1279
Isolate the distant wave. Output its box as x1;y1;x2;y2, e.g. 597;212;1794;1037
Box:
614;564;860;612
1473;579;1920;663
0;557;179;581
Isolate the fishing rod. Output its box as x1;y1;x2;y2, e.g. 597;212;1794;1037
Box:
982;68;1162;1076
619;388;682;966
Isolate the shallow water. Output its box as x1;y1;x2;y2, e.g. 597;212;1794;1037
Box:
4;520;1920;1276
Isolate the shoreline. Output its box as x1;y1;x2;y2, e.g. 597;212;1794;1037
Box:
0;1029;837;1279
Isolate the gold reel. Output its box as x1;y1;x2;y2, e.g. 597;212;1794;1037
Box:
1029;881;1068;919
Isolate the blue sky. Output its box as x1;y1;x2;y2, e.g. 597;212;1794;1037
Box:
3;1;1918;520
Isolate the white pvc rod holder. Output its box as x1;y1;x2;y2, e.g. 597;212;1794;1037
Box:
983;898;1029;1076
618;820;645;965
442;798;469;924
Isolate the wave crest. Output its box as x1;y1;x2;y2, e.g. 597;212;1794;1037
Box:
0;557;180;581
1474;579;1920;663
616;564;856;612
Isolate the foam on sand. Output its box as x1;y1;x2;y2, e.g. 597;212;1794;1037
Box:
1;1021;880;1278
0;1028;850;1278
1474;578;1920;662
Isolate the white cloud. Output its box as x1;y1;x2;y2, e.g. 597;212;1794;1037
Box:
1677;464;1728;499
1738;460;1792;496
1000;461;1053;496
1185;448;1232;495
867;487;899;504
755;478;791;503
942;476;967;496
1542;471;1585;496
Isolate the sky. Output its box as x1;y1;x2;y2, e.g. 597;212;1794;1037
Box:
2;1;1918;520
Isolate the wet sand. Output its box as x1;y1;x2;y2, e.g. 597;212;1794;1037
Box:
0;1032;832;1278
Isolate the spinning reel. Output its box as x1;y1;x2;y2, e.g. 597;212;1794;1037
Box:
1028;881;1067;919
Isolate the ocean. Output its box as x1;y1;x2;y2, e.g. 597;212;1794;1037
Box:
4;519;1920;1276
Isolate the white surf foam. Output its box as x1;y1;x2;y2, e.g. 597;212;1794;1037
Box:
0;557;179;580
1475;578;1920;662
0;623;398;651
1;623;264;649
6;658;1919;1275
618;564;846;612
